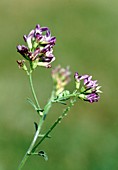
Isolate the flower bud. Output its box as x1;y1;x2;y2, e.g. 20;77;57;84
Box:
17;60;28;71
52;65;71;95
74;72;80;89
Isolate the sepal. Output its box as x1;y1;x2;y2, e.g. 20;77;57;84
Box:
30;59;39;70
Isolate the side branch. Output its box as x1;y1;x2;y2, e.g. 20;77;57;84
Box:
32;98;77;152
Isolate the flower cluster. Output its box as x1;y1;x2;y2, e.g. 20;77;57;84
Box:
17;24;56;69
74;72;102;103
52;65;71;95
16;24;102;103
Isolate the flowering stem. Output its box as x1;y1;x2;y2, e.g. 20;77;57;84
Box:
17;68;76;170
17;72;42;170
29;71;41;113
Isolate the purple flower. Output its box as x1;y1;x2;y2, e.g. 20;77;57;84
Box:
37;48;55;68
17;45;32;60
74;72;89;82
17;24;56;69
86;93;100;103
74;72;102;103
23;24;56;49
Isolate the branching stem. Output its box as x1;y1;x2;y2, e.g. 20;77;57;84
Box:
17;71;77;170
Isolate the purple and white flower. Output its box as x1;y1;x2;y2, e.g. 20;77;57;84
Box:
74;72;102;103
23;24;56;49
17;24;56;69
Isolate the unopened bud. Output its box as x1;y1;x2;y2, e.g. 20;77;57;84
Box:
17;60;27;71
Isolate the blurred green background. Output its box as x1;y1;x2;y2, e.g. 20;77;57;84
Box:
0;0;118;169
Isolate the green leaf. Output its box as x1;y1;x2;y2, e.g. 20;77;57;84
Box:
38;151;48;161
59;101;67;105
57;90;70;102
34;122;38;131
80;86;86;92
27;98;37;110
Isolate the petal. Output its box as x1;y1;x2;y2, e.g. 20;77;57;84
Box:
41;27;49;32
46;29;51;37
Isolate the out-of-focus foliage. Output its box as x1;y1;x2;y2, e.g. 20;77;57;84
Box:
0;0;118;169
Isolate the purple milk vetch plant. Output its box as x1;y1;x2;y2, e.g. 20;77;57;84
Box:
16;24;102;170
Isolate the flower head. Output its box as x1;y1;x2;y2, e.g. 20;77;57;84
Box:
17;24;56;69
74;72;102;103
52;65;71;95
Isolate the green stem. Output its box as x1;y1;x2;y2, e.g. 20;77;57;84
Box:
17;83;54;170
17;69;76;169
32;98;77;151
43;90;55;120
29;71;41;112
31;90;55;153
17;119;42;170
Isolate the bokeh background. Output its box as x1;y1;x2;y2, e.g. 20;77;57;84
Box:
0;0;118;169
